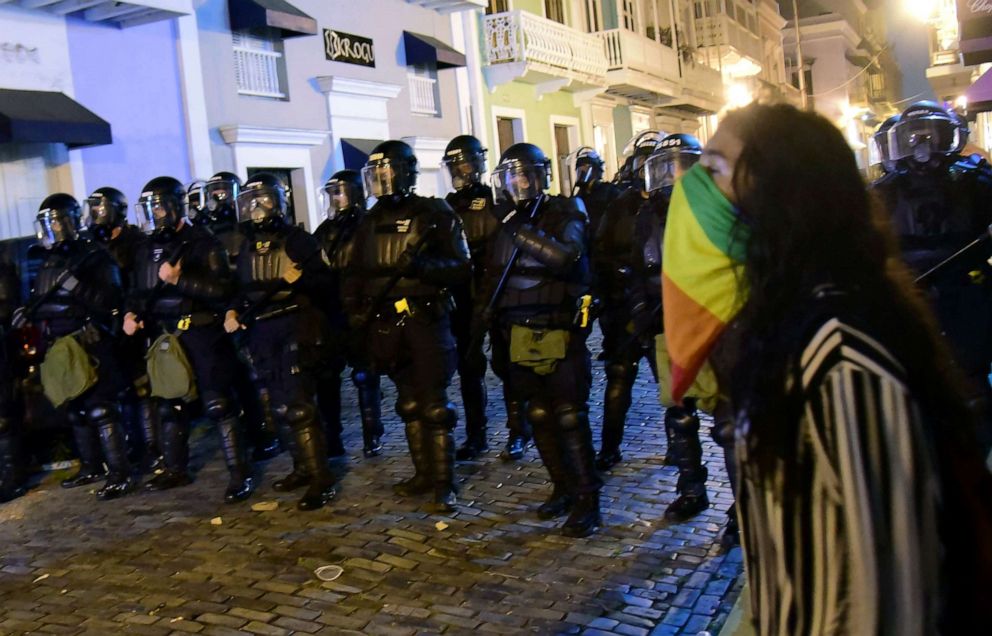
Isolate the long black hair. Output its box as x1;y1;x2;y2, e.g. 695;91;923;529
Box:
720;103;974;476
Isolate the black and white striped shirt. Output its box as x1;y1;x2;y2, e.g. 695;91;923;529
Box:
736;317;943;635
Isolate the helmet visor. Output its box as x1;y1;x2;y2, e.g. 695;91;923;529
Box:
319;181;361;219
135;195;183;235
491;161;549;205
441;154;486;192
204;180;239;215
81;196;116;230
186;180;206;222
644;148;701;192
362;160;415;199
35;209;78;249
563;148;602;193
236;187;281;225
887;116;962;161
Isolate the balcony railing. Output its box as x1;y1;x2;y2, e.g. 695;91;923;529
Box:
596;29;680;78
484;10;607;85
233;46;286;99
694;14;762;69
408;75;439;116
682;62;723;99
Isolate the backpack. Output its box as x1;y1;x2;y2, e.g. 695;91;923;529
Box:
145;332;197;401
40;333;97;407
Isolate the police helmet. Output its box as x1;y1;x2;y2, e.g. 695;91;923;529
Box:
200;171;242;225
491;143;552;205
564;147;604;192
870;115;900;174
36;193;82;249
82;186;128;242
320;169;365;220
887;101;966;166
136;176;187;237
442;135;487;192
237;173;289;231
645;134;702;193
362;140;418;200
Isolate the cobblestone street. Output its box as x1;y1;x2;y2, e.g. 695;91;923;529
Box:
0;331;743;636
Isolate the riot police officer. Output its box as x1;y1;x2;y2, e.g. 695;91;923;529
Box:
347;140;471;513
874;101;992;455
125;176;254;504
480;142;601;537
82;186;161;473
192;172;281;462
566;146;621;239
0;259;23;502
441;135;518;461
22;194;132;500
869;114;901;180
312;169;384;458
225;173;336;511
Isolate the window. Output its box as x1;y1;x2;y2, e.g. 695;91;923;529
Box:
622;0;638;32
545;0;565;24
232;32;288;100
408;63;441;117
584;0;601;32
486;0;509;14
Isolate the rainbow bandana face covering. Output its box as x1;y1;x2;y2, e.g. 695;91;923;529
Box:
661;163;750;403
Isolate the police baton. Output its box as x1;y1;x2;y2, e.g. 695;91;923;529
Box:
466;194;545;357
11;249;102;330
915;224;992;287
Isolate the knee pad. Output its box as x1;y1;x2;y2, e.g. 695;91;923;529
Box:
204;395;235;421
526;401;553;428
554;405;589;432
87;403;120;424
665;406;700;435
285;403;316;425
396;398;420;422
605;361;637;382
423;402;456;429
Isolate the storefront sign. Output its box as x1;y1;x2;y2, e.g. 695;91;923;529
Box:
323;29;375;68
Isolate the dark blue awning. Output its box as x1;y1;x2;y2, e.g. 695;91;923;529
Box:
341;138;383;170
0;89;111;149
402;31;466;69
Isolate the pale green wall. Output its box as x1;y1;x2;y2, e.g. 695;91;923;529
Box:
513;0;545;16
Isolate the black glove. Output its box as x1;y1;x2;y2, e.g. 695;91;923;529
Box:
492;199;517;224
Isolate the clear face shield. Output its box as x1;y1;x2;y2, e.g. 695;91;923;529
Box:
644;148;701;192
491;160;550;205
81;196;116;240
319;181;361;220
204;180;239;217
362;160;415;200
185;181;206;222
442;153;486;193
35;209;78;249
236;187;282;225
887;116;963;165
563;148;602;193
135;195;183;235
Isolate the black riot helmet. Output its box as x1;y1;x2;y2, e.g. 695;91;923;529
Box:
887;101;966;169
564;146;604;192
645;134;702;193
491;142;552;205
622;130;665;178
871;114;900;175
442;135;487;192
320;169;365;220
237;172;289;232
136;176;187;238
35;193;82;249
200;171;242;225
362;140;419;201
82;186;128;242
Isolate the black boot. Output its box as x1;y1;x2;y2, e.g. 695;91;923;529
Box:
557;408;602;537
92;407;136;501
62;421;106;488
720;503;741;551
393;420;432;496
217;416;254;503
272;416;309;492
136;398;163;474
664;404;709;521
456;374;488;461
0;422;25;503
251;388;282;461
596;362;635;471
317;372;346;458
500;400;530;462
662;415;677;466
289;406;335;511
355;371;384;457
531;412;572;520
145;408;192;491
427;427;457;513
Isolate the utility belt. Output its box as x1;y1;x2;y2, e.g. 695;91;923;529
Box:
369;294;454;326
497;294;595;331
152;311;219;332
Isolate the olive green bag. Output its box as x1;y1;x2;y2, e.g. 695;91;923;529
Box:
509;325;569;376
40;333;98;407
146;332;197;401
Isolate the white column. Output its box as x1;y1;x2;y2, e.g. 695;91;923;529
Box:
461;10;492;152
175;12;213;179
316;76;402;173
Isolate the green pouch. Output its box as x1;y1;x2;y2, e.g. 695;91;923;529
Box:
40;333;98;408
510;325;569;376
146;332;197;401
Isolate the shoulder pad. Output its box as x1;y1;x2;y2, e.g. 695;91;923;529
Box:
550;194;588;220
